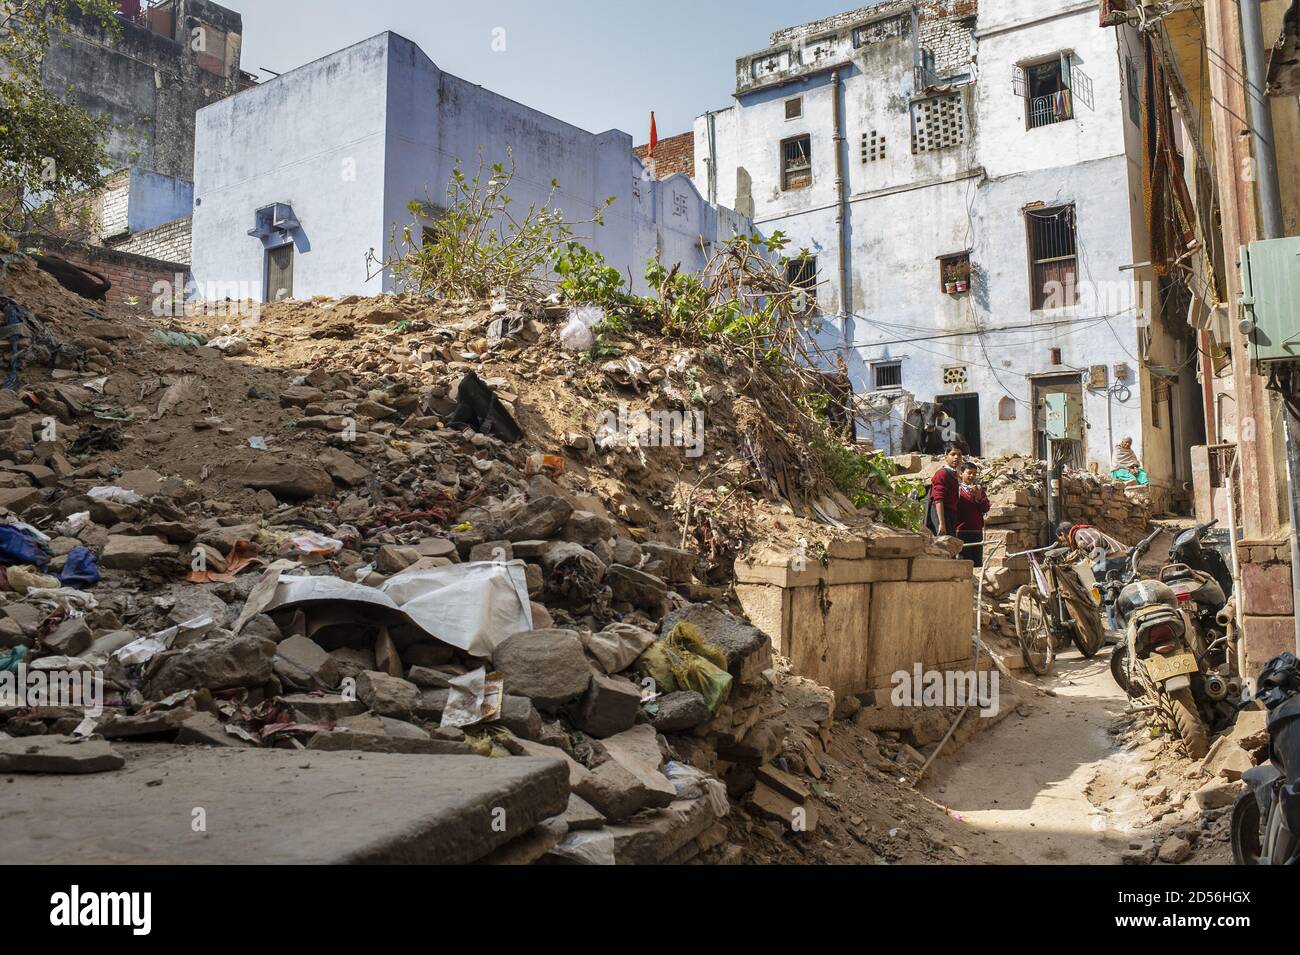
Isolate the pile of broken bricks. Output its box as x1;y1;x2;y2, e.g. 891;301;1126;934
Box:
0;251;903;864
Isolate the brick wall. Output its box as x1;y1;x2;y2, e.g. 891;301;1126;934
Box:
1237;539;1295;677
633;132;696;181
20;234;188;306
107;215;193;265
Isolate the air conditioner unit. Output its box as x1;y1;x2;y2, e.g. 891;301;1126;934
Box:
1241;237;1300;364
248;203;300;245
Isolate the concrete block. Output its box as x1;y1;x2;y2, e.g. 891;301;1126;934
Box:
0;744;569;864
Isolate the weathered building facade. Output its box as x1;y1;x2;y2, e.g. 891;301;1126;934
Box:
38;0;249;265
695;0;1204;507
190;32;750;302
1102;0;1300;674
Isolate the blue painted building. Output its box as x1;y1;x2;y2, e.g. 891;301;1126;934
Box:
191;32;749;302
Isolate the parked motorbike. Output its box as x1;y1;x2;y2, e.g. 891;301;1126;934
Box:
1114;577;1219;758
1168;519;1234;600
1108;523;1238;712
1231;652;1300;865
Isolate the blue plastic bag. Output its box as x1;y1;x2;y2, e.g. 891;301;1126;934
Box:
58;547;99;589
0;524;48;570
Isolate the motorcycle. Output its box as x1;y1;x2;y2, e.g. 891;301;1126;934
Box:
1231;652;1300;865
1168;519;1234;600
1114;577;1218;758
1108;523;1238;712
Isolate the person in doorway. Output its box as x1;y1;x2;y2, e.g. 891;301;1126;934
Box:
955;462;990;566
1110;436;1149;486
927;445;965;537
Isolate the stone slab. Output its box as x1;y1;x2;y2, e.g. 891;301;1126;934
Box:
0;744;567;864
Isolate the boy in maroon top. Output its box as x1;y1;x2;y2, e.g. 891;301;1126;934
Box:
928;445;965;537
954;462;990;567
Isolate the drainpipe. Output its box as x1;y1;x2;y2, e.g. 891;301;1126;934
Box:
831;70;849;321
1240;0;1300;654
706;111;718;206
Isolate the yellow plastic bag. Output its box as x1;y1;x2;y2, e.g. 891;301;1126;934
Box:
634;622;732;713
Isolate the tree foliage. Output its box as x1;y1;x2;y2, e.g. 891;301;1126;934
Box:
1;0;122;232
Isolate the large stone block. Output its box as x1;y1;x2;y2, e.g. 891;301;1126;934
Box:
867;580;973;689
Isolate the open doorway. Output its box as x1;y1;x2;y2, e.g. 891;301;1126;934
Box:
937;393;981;456
264;243;294;303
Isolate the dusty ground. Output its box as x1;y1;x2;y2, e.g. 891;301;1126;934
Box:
924;646;1233;865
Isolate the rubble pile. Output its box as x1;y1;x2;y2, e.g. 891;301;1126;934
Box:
1089;703;1270;865
0;252;975;864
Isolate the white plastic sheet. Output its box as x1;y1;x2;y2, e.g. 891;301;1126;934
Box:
262;561;534;658
380;560;533;658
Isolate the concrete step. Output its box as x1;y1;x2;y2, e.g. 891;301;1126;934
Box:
0;743;568;864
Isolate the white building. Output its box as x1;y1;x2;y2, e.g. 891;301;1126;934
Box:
191;33;750;303
695;0;1204;506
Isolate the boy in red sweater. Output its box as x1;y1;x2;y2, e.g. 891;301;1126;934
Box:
928;445;965;537
954;462;990;567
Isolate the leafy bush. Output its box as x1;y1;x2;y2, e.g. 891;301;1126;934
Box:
372;149;614;299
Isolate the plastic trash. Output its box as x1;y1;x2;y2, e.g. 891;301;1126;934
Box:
281;531;343;557
559;305;605;352
53;511;90;537
664;761;730;817
440;667;504;729
207;335;248;355
87;485;145;504
0;645;27;673
58;547;99;589
559;314;595;352
633;622;733;713
548;829;616;866
5;564;60;594
0;524;49;570
114;614;214;667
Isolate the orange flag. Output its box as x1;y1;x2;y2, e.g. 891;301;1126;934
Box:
648;111;658;157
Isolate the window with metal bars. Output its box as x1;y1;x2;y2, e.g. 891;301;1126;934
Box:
873;361;902;390
1024;57;1073;129
785;255;817;313
781;135;812;190
1027;205;1078;310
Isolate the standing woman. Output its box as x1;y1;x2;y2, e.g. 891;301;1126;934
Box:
955;462;990;567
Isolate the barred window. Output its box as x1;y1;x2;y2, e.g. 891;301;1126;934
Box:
781;135;812;190
1027;205;1078;310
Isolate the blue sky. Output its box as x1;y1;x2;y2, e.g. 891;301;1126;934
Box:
220;0;877;141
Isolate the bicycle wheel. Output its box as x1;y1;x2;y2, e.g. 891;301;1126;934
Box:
1065;595;1107;657
1013;584;1055;676
1055;566;1107;658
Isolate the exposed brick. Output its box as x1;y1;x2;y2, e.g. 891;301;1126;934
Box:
633;132;695;180
18;234;189;306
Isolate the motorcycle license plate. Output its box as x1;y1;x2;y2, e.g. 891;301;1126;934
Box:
1144;652;1198;682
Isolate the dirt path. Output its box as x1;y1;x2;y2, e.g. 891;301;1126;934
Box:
922;651;1148;864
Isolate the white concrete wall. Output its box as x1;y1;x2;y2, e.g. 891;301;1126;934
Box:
192;34;391;299
194;32;745;301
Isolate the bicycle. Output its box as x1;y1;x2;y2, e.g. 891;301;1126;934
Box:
1011;547;1108;676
